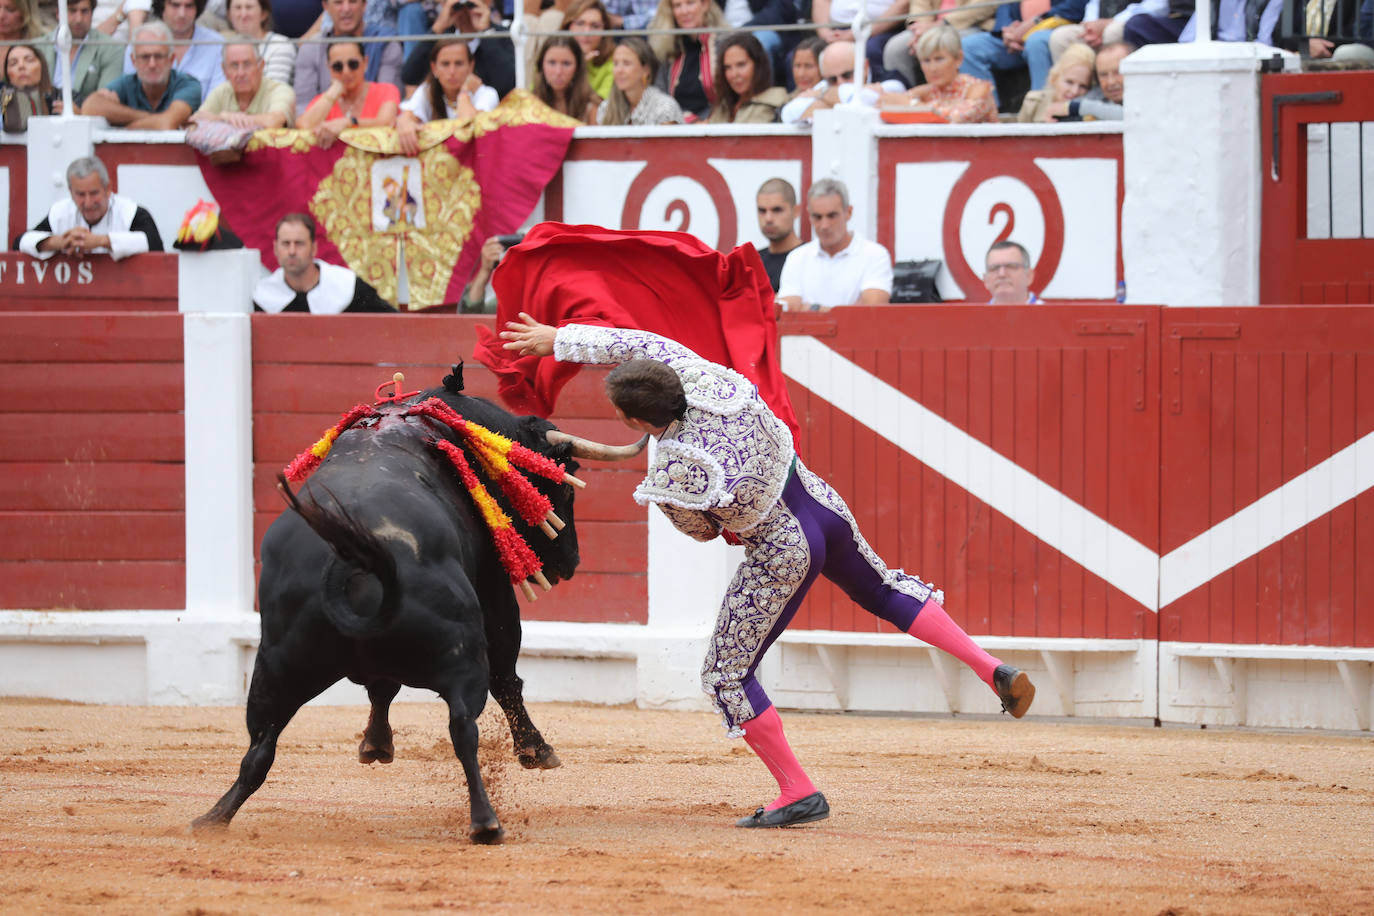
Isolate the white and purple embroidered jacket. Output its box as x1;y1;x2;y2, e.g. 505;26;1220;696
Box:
553;325;795;538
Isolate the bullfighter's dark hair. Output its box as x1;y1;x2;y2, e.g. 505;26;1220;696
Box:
275;211;316;242
604;360;686;429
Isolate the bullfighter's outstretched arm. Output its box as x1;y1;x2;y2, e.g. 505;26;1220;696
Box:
500;314;706;371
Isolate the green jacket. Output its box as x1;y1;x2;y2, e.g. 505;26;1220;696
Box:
41;30;125;105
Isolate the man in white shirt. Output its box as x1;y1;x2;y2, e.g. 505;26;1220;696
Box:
983;240;1041;304
253;212;396;313
17;157;163;261
777;178;893;310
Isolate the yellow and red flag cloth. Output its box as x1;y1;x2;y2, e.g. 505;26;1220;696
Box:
193;91;578;310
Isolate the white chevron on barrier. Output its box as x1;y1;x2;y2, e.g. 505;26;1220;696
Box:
780;335;1374;612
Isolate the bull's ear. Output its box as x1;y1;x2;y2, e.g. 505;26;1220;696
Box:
442;362;465;393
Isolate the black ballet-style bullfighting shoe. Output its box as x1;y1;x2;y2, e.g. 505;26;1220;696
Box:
735;791;830;828
994;664;1036;718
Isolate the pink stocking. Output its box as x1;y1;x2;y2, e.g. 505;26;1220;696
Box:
742;706;818;810
907;599;1000;687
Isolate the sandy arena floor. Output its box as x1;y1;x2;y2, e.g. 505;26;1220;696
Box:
1;699;1372;914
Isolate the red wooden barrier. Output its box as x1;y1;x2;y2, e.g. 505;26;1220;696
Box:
250;314;649;624
1;144;26;249
0;252;179;311
0;312;185;610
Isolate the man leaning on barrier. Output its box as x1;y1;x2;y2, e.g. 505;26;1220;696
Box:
16;157;164;261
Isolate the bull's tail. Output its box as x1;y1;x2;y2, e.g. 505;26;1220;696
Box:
277;474;401;638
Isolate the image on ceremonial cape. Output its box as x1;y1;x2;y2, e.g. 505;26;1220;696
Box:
373;158;425;232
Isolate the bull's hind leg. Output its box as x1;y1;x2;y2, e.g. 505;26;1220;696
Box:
484;591;560;769
359;679;401;764
192;656;336;831
441;688;504;844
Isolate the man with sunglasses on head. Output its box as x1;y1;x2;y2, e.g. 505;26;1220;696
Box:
295;0;404;117
82;20;202;128
983;240;1040;304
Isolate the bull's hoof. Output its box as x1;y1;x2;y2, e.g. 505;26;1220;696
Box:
191;813;229;833
517;743;561;770
469;821;505;845
358;738;395;765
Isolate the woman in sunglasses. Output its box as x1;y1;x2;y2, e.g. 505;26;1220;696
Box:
297;40;400;148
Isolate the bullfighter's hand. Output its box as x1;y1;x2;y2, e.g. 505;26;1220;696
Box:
499;312;556;357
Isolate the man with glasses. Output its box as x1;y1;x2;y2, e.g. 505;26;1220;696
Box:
119;0;227;95
983;239;1040;304
81;20;202;128
191;42;296;128
296;0;404;117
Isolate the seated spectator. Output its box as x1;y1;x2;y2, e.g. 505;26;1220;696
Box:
883;0;996;89
755;176;802;292
790;34;825;93
778;177;892;310
602;0;654;29
1307;0;1374;59
1046;0;1154;61
780;38;906;124
532;35;600;124
1045;38;1126;119
960;0;1088;108
719;0;801;85
400;0;514;99
563;0;615;99
191;41;295;127
1123;0;1281;46
227;0;297;85
983;239;1039;303
254;212;396;312
296;0;403;118
396;38;495;153
812;0;909;84
120;0;227;95
0;0;43;42
890;22;996;121
3;44;57;131
708;32;788;123
40;0;123;107
82;20;203;128
1017;39;1091;121
597;36;683;125
648;0;724;122
299;39;401;146
18;156;164;260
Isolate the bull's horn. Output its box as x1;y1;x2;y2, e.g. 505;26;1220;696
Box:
545;430;650;462
532;570;552;592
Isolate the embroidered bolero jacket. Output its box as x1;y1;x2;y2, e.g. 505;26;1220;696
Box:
553;325;795;538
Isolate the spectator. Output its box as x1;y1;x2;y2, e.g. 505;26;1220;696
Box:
755;177;801;292
3;44;57;131
790;34;825;93
1307;0;1374;60
1017;38;1091;121
40;0;123;106
458;234;503;312
563;0;614;99
597;36;683;124
298;39;400;146
532;35;600;123
254;212;396;312
648;0;724;122
708;32;788;123
396;38;495;154
227;0;297;85
1123;0;1281;46
812;0;910;83
889;22;995;121
719;0;801;85
17;156;164;260
0;0;43;40
400;0;514;99
296;0;403;118
1046;38;1126;119
883;0;996;89
1046;0;1157;60
778;177;892;310
191;41;295;127
602;0;654;29
983;239;1039;303
779;38;906;124
82;20;203;128
960;0;1088;107
120;0;227;94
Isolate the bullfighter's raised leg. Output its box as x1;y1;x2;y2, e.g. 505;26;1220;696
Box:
359;678;402;764
192;651;340;830
482;585;561;769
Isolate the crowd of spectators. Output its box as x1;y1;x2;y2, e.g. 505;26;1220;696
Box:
5;0;1367;140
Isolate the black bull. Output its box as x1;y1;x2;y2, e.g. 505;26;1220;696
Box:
192;367;641;843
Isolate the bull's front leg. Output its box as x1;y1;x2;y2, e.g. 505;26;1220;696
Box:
359;679;401;764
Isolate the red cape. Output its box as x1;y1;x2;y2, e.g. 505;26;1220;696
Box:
472;223;801;447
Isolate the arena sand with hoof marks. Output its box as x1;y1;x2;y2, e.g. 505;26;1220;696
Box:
2;699;1372;914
